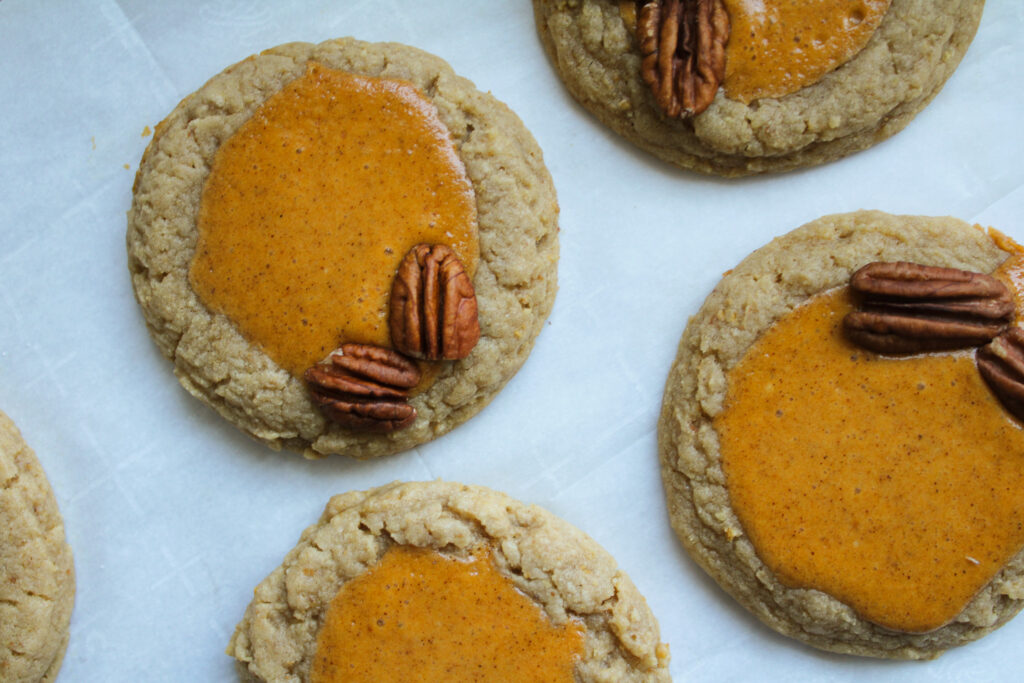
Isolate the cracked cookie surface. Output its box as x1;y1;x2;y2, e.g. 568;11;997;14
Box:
532;0;984;175
0;410;75;682
127;38;559;459
227;480;670;682
658;211;1024;657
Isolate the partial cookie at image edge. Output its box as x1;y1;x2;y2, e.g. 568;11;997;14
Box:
0;410;75;682
227;480;670;682
531;0;984;176
658;211;1024;658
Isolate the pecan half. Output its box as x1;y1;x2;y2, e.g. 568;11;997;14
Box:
977;327;1024;423
636;0;729;118
389;244;480;361
843;262;1014;354
305;343;421;432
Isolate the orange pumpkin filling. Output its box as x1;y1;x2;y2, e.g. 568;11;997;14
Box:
717;258;1024;633
722;0;891;103
190;63;479;377
310;545;585;682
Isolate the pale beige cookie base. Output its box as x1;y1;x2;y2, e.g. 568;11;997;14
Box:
658;211;1024;658
532;0;984;176
127;38;559;459
0;410;75;681
226;480;670;682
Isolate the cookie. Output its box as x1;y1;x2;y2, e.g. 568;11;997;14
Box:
532;0;984;176
227;480;669;681
0;410;75;681
127;38;559;458
658;211;1024;658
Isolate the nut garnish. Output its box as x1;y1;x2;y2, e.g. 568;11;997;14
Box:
843;262;1014;354
305;343;421;432
389;244;480;361
977;327;1024;423
636;0;729;117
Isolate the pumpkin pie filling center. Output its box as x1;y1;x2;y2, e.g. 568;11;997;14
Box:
190;63;479;377
722;0;891;103
310;545;585;682
716;272;1024;633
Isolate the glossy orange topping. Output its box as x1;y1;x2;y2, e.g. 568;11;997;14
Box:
190;63;478;376
717;285;1024;633
722;0;891;103
310;545;585;682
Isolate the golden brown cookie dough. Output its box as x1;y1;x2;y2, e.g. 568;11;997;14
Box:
658;211;1024;658
127;38;559;458
0;410;75;682
227;481;670;682
532;0;984;176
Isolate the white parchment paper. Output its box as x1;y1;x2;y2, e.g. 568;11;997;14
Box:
1;1;1023;680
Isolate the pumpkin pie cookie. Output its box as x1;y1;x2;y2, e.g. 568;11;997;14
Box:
532;0;984;176
0;410;75;681
659;211;1024;658
227;480;670;681
127;38;559;458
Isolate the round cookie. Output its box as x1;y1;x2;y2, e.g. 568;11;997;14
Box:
0;410;75;681
658;211;1024;658
127;38;559;459
532;0;984;176
227;480;670;681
